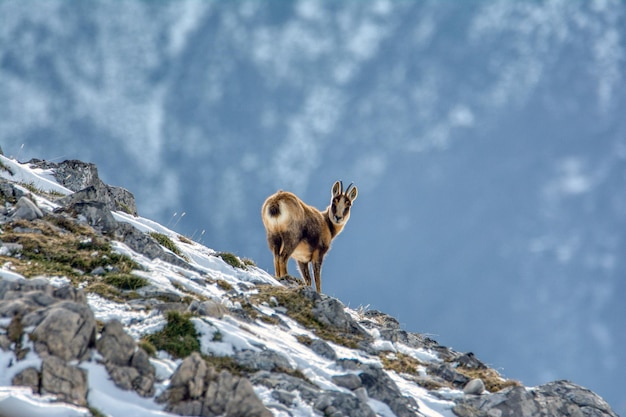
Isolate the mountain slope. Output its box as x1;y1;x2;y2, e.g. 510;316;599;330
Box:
0;155;619;417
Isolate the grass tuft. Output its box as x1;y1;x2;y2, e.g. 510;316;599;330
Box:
146;311;200;359
149;232;184;257
103;273;148;291
217;252;248;270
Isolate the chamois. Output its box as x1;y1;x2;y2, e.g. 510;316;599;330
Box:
261;181;358;293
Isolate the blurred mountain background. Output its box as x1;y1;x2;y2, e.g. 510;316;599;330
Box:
1;0;624;413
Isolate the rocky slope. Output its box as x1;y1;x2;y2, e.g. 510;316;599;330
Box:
0;155;618;417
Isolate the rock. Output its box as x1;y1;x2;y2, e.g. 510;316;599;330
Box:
113;222;190;269
336;360;420;417
301;287;368;337
63;200;118;233
463;378;485;395
12;196;43;220
452;380;618;417
234;349;294;372
97;320;136;366
160;352;272;417
12;367;40;393
188;300;227;318
41;355;88;407
97;319;156;397
29;301;96;361
30;159;137;215
309;338;337;360
332;373;363;390
251;371;376;417
166;351;209;402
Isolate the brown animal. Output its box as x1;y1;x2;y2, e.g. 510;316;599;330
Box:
261;181;358;293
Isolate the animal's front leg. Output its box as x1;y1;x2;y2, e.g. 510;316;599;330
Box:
297;261;313;286
312;259;323;293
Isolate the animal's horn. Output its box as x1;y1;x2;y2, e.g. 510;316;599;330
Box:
345;182;354;195
339;180;344;194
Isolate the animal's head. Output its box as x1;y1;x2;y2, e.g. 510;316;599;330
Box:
329;180;358;225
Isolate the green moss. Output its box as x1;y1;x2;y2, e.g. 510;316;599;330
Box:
149;232;183;257
88;405;107;417
103;273;148;291
217;252;248;269
138;340;157;357
146;311;200;359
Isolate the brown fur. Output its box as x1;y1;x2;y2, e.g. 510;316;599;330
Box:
261;181;358;293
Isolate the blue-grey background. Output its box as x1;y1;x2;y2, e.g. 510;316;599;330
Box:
1;1;624;413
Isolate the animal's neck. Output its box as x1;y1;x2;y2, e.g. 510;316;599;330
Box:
324;208;343;238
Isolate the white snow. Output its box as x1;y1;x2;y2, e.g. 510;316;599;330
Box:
0;155;459;417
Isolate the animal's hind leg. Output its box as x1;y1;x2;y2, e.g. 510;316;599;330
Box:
297;261;312;287
312;253;324;293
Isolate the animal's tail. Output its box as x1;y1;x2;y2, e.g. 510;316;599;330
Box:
267;201;281;217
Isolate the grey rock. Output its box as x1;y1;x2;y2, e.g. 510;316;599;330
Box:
12;367;40;393
63;199;118;233
30;301;96;361
309;338;337;360
97;320;136;366
336;360;419;417
188;299;227;318
161;352;271;417
301;287;368;338
41;355;88;407
453;380;618;417
0;334;11;351
113;222;190;269
30;159;137;215
12;196;43;220
154;302;189;313
234;349;294;372
167;351;209;401
97;320;156;397
251;371;376;417
332;373;362;390
463;378;485;395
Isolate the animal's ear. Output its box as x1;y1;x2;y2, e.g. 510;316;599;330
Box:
347;185;358;202
332;181;343;197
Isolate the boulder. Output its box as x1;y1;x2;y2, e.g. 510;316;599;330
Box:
452;380;618;417
41;356;88;407
337;359;420;417
251;370;376;417
12;367;40;393
160;352;272;417
29;301;96;361
97;319;156;397
233;349;294;372
30;159;137;215
11;196;43;220
63;200;118;233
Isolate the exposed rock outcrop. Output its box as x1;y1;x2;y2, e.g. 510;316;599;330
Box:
29;159;137;216
157;352;272;417
452;380;618;417
96;319;156;397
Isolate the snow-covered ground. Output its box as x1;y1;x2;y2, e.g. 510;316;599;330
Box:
0;155;460;417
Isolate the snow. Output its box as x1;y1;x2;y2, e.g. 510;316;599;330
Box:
0;155;460;417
